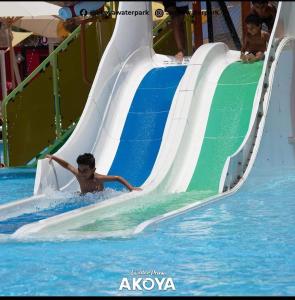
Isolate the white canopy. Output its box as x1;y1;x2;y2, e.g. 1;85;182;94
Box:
0;2;61;90
0;1;60;17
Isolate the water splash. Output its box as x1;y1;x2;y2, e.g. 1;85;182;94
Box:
0;188;125;235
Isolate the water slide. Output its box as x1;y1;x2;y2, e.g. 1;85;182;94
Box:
0;1;191;235
0;2;292;240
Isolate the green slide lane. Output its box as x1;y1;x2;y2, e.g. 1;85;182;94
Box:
188;61;263;192
75;61;263;234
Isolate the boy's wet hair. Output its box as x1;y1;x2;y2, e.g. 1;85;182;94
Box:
77;153;95;169
245;14;263;27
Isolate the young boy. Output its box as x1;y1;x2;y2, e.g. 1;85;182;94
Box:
46;153;142;194
251;0;277;33
240;14;270;63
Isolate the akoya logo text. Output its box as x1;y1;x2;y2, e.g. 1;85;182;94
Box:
119;277;175;291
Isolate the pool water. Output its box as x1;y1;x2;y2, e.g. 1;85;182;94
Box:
0;168;35;204
0;168;295;295
0;186;124;235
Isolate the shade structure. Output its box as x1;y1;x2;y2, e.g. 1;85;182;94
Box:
14;16;60;38
11;31;33;47
0;2;60;89
0;2;60;17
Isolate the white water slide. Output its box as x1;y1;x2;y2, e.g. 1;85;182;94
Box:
0;2;293;240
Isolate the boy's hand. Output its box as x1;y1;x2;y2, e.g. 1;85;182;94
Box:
45;154;53;162
240;53;249;63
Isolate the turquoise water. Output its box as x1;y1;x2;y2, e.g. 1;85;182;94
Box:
0;168;295;295
0;143;35;203
0;168;35;204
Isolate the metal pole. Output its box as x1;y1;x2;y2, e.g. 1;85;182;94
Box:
185;15;193;56
0;48;8;165
0;50;7;101
7;25;16;89
48;39;54;55
206;0;214;43
241;1;251;43
193;1;203;50
218;1;241;50
51;54;62;138
12;47;21;85
80;21;91;86
96;18;103;60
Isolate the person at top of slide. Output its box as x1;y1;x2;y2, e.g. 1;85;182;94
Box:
251;0;277;33
240;14;270;63
162;1;190;62
46;153;142;195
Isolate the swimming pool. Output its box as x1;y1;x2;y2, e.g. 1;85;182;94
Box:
0;168;35;204
0;168;294;296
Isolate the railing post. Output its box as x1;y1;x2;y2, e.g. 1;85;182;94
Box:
7;24;16;90
1;49;8;165
218;1;241;50
51;54;62;138
185;14;193;56
0;50;7;102
2;101;9;166
242;1;251;43
206;0;214;43
80;21;92;86
193;1;203;50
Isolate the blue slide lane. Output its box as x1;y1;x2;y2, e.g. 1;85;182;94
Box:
106;66;186;188
0;66;186;234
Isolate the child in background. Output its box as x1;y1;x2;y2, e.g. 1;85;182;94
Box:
46;153;142;195
240;14;270;63
251;0;277;33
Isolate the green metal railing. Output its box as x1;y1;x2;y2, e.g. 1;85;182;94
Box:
26;118;78;168
2;25;82;166
2;6;193;167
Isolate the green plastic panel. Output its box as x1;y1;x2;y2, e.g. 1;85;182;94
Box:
154;29;179;56
59;20;115;129
5;19;115;167
6;67;56;166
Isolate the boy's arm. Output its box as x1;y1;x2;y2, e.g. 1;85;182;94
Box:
46;155;78;176
262;31;270;43
97;174;142;191
241;35;248;54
